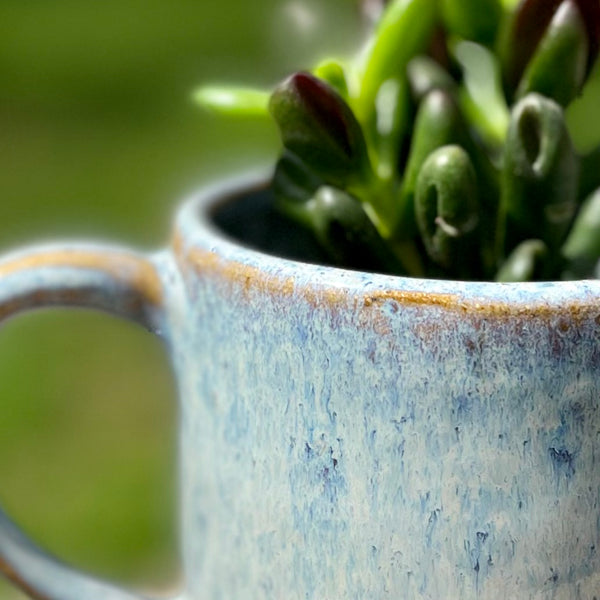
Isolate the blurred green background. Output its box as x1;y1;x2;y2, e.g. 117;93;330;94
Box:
0;1;360;598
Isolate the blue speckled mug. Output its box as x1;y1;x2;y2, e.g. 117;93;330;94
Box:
2;172;600;600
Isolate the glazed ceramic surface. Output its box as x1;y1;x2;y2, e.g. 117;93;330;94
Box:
1;172;600;600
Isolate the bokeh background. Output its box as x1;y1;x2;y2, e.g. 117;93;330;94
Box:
1;1;599;599
0;1;360;597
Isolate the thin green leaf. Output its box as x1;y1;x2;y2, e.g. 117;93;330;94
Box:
440;0;503;46
496;239;551;281
499;0;562;95
561;187;600;277
373;76;412;181
313;59;349;99
193;86;270;117
516;0;589;107
452;40;510;149
356;0;437;120
406;55;456;101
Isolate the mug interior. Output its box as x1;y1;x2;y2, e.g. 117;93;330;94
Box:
210;181;331;266
176;171;600;311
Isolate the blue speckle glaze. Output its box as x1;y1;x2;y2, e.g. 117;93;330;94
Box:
1;171;600;600
167;172;600;599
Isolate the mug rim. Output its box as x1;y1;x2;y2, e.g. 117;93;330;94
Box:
174;169;600;316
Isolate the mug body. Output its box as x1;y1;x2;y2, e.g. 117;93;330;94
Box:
166;174;600;600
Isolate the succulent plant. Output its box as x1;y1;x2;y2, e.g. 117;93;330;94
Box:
196;0;600;281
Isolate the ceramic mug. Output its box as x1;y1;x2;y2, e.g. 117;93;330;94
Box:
1;172;600;600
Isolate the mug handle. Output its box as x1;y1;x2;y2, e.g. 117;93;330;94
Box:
0;242;167;600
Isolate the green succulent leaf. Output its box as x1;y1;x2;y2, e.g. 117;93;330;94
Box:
415;144;480;276
289;186;404;273
440;0;503;46
561;187;600;277
500;0;563;95
495;239;552;281
396;88;466;239
452;40;510;148
193;86;270;117
516;0;589;107
357;0;437;120
406;55;456;101
578;145;600;199
196;0;600;281
272;151;326;205
500;92;579;252
269;72;373;188
372;76;412;181
501;0;600;99
313;59;350;99
572;0;600;76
